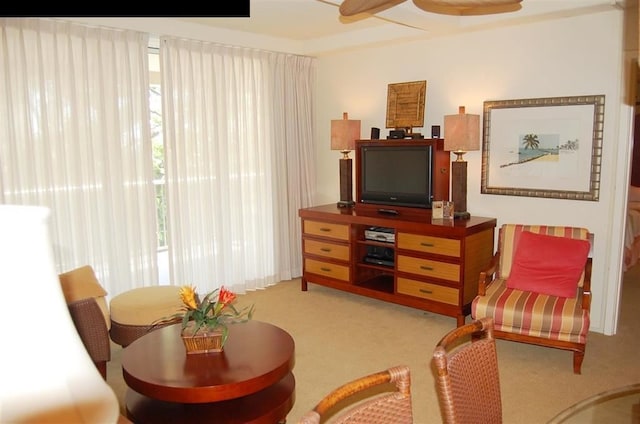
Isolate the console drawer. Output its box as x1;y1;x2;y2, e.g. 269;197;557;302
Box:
304;239;350;261
397;255;459;282
397;233;460;257
305;258;350;282
397;277;459;305
303;220;350;241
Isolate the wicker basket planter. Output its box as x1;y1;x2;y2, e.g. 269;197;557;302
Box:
181;322;225;354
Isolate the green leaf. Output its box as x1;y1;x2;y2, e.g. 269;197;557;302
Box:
201;288;219;304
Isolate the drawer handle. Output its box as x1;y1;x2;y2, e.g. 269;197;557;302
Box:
320;267;331;272
420;265;434;271
320;227;332;232
320;247;332;252
419;289;433;294
420;242;435;247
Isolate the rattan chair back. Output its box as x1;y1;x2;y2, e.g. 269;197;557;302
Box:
433;317;502;424
297;365;413;424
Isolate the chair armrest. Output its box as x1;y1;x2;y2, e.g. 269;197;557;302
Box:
477;252;500;296
314;365;410;415
298;365;412;424
67;297;111;364
581;257;592;311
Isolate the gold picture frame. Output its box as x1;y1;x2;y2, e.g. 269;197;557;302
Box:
386;81;426;130
481;95;605;201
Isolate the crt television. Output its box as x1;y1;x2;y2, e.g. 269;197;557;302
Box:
358;143;434;209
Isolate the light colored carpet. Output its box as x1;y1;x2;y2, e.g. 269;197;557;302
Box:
107;264;640;423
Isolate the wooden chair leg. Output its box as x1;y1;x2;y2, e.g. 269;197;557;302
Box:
573;350;584;375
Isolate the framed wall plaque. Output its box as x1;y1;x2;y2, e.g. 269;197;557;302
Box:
386;80;426;130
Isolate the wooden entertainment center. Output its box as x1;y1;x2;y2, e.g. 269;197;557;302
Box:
299;139;497;326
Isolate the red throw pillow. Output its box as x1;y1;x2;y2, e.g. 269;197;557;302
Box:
506;231;590;298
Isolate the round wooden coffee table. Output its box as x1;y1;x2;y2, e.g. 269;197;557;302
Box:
122;320;295;424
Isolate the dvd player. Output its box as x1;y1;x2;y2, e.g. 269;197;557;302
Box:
363;257;394;267
364;226;395;243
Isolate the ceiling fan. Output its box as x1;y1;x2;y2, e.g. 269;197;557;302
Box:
339;0;523;17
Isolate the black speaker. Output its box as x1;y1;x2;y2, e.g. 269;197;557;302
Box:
431;125;440;138
371;127;380;139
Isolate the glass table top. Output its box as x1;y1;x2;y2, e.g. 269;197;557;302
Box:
547;383;640;423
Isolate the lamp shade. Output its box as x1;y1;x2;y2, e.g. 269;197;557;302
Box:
331;112;361;151
443;106;480;153
0;205;119;423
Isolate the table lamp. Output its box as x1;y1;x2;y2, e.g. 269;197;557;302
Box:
0;205;120;423
331;112;361;208
444;106;480;219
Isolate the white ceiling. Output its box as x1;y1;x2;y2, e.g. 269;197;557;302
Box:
175;0;627;55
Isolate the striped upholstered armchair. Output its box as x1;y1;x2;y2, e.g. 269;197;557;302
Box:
471;224;592;374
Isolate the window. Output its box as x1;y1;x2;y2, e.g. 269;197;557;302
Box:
149;50;167;249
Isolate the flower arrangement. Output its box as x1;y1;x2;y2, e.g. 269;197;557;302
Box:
163;285;254;345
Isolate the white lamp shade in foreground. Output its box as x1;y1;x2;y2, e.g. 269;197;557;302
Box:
0;205;119;423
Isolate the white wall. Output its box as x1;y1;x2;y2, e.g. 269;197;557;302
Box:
315;10;629;335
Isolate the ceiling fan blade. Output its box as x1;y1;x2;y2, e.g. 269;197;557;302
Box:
413;0;522;16
339;0;408;16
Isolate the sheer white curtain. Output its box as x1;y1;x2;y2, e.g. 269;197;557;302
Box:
0;18;158;295
160;37;315;294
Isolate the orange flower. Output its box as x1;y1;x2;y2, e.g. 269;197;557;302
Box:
218;286;236;306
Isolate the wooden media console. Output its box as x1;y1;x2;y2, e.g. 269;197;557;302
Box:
299;204;496;326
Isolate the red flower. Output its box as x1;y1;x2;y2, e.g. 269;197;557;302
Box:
218;286;237;306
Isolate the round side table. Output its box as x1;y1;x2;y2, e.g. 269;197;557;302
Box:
122;320;295;423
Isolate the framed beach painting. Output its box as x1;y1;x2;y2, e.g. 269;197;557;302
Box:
481;95;605;201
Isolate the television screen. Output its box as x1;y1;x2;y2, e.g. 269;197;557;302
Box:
359;144;433;209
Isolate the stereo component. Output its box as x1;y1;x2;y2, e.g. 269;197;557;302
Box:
364;245;394;267
364;226;395;243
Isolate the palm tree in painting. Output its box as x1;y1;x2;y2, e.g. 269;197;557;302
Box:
522;134;540;149
560;138;579;150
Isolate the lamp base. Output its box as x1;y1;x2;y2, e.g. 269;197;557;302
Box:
450;160;469;220
453;211;471;220
338;157;354;209
337;200;355;208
